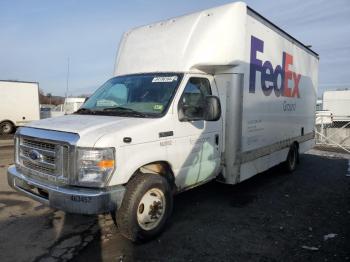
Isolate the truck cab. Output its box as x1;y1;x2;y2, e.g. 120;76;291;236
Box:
8;71;222;241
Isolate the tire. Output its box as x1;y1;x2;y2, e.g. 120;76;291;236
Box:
116;173;173;242
285;144;298;173
0;121;14;135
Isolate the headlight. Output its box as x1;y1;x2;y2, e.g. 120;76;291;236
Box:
77;147;115;187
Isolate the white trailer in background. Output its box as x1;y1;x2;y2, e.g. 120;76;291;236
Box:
0;80;40;134
323;90;350;121
8;2;319;241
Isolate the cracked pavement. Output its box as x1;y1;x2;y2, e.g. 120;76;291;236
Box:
0;146;115;262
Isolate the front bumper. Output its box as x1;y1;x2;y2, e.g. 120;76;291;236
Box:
7;165;125;215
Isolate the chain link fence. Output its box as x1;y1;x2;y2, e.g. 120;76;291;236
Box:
315;114;350;154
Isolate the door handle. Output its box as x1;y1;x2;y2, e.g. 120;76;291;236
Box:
215;134;219;145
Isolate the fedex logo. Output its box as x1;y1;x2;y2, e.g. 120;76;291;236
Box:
249;36;301;98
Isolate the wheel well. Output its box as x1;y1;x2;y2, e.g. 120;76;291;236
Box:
131;161;176;190
0;120;15;126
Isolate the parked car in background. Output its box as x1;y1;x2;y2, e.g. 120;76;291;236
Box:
316;99;323;111
0;80;40;134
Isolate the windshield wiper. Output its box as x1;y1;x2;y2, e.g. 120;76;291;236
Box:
102;106;147;117
74;108;95;115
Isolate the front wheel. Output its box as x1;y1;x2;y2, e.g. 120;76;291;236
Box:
116;173;173;242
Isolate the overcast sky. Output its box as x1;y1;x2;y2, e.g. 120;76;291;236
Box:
1;0;349;96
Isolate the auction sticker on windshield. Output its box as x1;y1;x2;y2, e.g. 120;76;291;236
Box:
152;76;178;82
153;104;164;111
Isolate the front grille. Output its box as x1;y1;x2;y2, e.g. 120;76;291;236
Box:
22;160;56;175
22;138;56;151
18;136;69;182
21;146;55;164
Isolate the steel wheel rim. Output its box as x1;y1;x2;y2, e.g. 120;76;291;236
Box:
2;123;11;133
137;188;166;231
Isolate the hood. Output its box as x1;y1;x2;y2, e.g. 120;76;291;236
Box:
27;114;160;147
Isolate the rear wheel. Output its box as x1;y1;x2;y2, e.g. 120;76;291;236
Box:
0;121;14;135
285;144;298;173
116;173;173;242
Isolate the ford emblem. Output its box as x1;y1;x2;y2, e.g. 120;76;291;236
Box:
28;150;43;161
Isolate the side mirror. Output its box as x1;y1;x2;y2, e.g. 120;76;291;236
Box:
204;96;221;121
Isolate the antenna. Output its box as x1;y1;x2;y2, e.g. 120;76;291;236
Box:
64;57;70;113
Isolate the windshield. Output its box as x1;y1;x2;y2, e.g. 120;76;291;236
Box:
78;73;183;118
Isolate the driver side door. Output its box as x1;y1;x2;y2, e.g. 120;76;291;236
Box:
172;74;222;190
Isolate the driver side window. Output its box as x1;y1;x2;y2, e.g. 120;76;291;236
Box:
178;77;212;121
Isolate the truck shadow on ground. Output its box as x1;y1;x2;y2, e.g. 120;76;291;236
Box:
73;162;290;262
74;153;350;262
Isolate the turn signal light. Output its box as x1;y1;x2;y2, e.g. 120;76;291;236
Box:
97;160;115;168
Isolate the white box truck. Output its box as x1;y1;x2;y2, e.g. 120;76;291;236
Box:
0;80;40;134
322;90;350;122
8;2;319;241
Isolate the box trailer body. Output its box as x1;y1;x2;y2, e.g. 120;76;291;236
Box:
8;2;319;241
0;81;40;134
322;90;350;121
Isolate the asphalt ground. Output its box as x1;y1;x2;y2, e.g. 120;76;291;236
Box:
0;144;349;262
0;134;14;148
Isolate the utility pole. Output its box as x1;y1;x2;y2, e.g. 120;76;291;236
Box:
64;57;70;113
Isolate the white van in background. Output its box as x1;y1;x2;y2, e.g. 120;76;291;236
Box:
60;97;86;114
40;97;86;119
8;2;319;241
0;80;40;134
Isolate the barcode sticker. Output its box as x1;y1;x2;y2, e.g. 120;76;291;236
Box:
152;76;178;82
